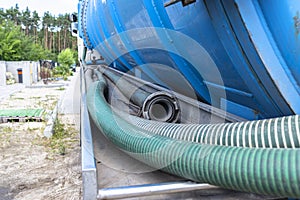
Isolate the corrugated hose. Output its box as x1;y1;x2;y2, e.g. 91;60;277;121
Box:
87;73;300;198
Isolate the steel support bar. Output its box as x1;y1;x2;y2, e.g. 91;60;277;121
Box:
98;182;217;199
81;66;98;200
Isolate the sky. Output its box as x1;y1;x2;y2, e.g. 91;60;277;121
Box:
0;0;78;16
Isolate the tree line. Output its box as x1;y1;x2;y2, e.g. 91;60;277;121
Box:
0;4;77;62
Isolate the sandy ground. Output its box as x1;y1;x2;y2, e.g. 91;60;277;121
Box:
0;80;82;200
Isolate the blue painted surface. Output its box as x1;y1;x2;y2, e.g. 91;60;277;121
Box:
78;0;300;120
221;98;259;120
259;0;300;88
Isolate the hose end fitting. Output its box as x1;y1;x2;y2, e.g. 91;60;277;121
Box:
142;92;180;123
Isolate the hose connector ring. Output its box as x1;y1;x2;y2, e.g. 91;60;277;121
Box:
142;92;180;123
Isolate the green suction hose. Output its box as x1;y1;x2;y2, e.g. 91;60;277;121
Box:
126;114;300;149
87;76;300;198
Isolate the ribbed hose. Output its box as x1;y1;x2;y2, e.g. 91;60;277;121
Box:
87;77;300;198
125;114;300;149
97;65;300;149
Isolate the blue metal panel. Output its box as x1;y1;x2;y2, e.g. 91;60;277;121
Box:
221;98;259;120
164;0;262;114
205;0;297;118
88;0;124;67
258;0;300;88
223;0;300;114
78;0;300;119
229;0;296;114
143;0;211;103
208;0;285;117
106;0;167;84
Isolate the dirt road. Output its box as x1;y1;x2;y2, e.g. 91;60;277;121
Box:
0;73;82;200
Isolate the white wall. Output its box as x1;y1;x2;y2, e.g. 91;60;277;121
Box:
31;62;40;83
0;61;6;86
6;61;39;86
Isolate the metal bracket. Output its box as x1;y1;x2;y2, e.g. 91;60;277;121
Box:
164;0;196;7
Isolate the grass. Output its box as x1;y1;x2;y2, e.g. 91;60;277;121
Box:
49;101;58;111
35;100;57;111
1;83;77;156
56;87;65;91
27;127;40;133
30;96;41;99
46;95;57;99
1;126;13;133
0;134;12;147
40;117;78;156
11;97;25;100
0;126;13;148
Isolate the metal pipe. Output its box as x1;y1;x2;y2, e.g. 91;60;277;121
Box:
98;65;244;124
97;66;180;123
97;65;155;106
98;182;217;199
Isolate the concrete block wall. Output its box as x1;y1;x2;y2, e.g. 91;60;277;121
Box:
0;61;6;86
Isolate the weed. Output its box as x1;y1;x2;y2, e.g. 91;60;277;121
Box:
53;119;65;139
36;101;42;107
27;127;40;133
58;145;66;155
30;96;41;99
0;129;12;148
12;97;25;100
56;87;65;91
35;100;57;111
49;101;57;110
45;95;56;99
39;118;78;156
3;134;12;147
1;126;13;133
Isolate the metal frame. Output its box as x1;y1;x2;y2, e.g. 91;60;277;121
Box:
81;66;98;200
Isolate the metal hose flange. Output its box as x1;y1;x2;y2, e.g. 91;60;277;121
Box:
86;75;300;198
142;91;180;123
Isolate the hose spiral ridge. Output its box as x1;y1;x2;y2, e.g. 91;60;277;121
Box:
125;114;300;149
87;76;300;198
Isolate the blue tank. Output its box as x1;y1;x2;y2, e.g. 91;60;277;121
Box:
78;0;300;120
